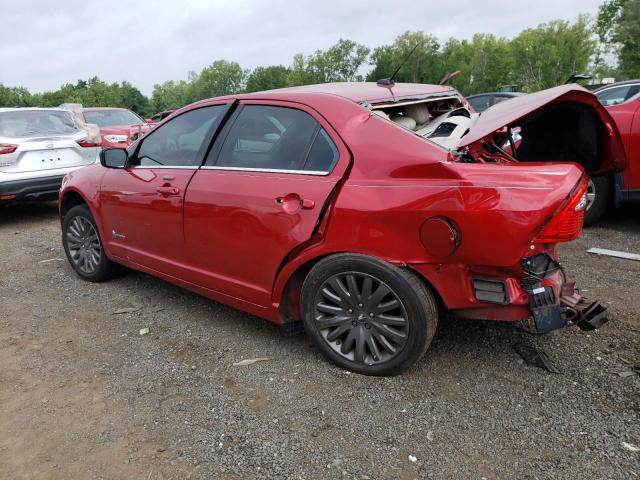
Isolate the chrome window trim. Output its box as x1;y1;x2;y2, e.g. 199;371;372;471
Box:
595;83;639;95
128;165;200;170
200;165;330;176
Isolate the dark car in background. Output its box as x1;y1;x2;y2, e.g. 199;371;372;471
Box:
466;92;524;112
146;109;176;125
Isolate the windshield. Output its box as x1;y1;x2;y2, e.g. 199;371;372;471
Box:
0;110;79;138
83;109;144;127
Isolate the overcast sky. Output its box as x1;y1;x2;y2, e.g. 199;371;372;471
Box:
1;0;603;96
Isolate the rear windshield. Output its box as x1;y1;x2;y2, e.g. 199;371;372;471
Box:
83;109;144;127
0;110;79;138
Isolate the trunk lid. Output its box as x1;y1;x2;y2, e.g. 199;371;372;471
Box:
0;134;97;174
458;84;627;176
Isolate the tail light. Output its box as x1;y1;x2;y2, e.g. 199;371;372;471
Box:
534;177;588;244
0;143;17;155
76;138;101;148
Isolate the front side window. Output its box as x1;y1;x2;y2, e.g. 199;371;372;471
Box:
132;106;225;167
210;105;338;173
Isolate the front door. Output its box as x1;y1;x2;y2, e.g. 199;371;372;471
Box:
183;101;349;306
99;104;229;276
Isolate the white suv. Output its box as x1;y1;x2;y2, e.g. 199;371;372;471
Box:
0;108;100;203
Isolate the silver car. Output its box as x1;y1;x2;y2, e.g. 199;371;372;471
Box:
0;108;100;202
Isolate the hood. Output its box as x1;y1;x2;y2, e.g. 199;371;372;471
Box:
457;84;627;176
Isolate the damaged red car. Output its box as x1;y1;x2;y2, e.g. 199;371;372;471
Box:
58;82;626;376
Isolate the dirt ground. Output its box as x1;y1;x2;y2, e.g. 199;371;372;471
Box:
1;201;639;480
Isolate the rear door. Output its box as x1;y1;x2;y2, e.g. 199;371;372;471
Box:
99;104;229;275
183;100;350;306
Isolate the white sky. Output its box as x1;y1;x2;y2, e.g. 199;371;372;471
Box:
0;0;603;95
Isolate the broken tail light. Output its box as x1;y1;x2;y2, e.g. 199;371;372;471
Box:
535;176;588;244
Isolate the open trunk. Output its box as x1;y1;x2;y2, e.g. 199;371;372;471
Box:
369;84;626;176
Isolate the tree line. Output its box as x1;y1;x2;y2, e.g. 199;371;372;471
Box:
1;0;638;117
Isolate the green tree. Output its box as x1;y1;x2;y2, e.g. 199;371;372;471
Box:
367;31;441;84
246;65;290;92
439;38;474;93
0;84;34;107
287;53;318;86
607;0;640;78
120;81;150;116
287;39;370;85
149;80;192;113
510;16;595;91
190;60;247;101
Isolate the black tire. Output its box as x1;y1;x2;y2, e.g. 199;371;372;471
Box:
584;176;610;226
62;204;123;282
301;253;438;376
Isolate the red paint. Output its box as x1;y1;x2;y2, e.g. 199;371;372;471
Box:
605;96;640;192
60;83;621;326
82;107;151;148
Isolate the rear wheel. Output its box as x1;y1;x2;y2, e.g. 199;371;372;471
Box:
584;176;610;226
62;204;122;282
301;253;438;376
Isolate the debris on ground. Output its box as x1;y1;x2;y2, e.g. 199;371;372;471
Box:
37;258;65;264
408;455;417;463
622;442;640;452
113;305;142;315
587;248;640;262
514;343;561;373
139;328;150;336
232;357;270;366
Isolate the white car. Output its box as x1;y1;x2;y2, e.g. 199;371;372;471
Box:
0;108;100;203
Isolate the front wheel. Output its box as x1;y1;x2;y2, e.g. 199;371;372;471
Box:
301;254;438;376
62;204;122;282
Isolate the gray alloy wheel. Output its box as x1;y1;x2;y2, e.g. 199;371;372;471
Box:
313;271;409;366
586;178;597;212
583;176;610;226
65;215;102;275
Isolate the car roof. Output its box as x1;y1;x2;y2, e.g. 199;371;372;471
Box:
594;79;640;91
82;107;129;112
202;82;457;106
0;107;70;113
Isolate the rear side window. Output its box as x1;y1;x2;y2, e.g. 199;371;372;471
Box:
305;129;339;172
0;110;78;138
132;106;225;167
210;105;338;173
596;85;632;106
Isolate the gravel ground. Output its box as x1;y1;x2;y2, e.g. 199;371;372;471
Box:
1;201;638;480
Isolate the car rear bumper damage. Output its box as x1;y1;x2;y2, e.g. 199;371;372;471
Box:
0;175;65;201
412;251;609;334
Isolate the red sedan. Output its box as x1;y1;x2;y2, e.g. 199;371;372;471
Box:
81;107;151;149
59;82;625;375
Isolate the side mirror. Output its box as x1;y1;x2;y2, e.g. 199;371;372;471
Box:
100;148;128;169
